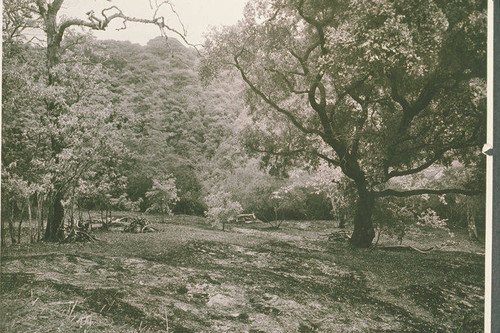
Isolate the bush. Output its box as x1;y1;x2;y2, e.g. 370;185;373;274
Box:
417;208;450;231
110;194;140;212
373;199;415;245
144;175;179;214
374;196;456;245
205;192;243;229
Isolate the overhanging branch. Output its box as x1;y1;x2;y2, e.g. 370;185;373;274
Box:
314;152;341;166
387;150;445;179
233;55;326;139
386;142;480;180
375;187;483;198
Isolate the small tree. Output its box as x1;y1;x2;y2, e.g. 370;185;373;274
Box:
145;175;179;215
205;191;243;230
268;186;317;226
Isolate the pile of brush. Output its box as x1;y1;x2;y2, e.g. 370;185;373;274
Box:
123;217;157;233
62;221;98;243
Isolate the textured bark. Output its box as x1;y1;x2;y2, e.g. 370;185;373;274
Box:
40;3;66;242
349;188;376;248
1;215;5;246
44;192;65;241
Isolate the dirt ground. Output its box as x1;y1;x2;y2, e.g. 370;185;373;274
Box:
1;215;484;332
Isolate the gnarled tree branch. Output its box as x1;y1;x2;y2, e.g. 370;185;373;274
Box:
233;55;326;139
53;3;200;54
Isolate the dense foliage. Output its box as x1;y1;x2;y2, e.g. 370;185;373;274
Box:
201;0;486;247
1;0;485;248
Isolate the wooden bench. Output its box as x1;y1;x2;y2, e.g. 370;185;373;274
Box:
236;213;258;223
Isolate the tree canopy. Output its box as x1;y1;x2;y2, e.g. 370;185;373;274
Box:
201;0;486;247
2;0;203;241
2;0;486;248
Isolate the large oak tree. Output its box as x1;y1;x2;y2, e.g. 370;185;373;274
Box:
201;0;486;247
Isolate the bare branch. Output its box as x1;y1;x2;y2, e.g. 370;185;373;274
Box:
164;2;187;36
27;35;45;45
386;140;480;180
387;150;445;179
288;40;320;75
308;79;341;151
296;0;327;56
308;80;326;111
54;4;200;54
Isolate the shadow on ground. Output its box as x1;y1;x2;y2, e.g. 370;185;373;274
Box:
1;217;484;332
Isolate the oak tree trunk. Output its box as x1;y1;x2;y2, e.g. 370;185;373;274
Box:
349;188;375;248
44;191;65;241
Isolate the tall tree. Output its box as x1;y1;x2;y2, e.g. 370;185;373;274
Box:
2;32;131;242
3;0;190;241
202;0;486;247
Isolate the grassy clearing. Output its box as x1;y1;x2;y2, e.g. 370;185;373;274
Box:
1;214;484;332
